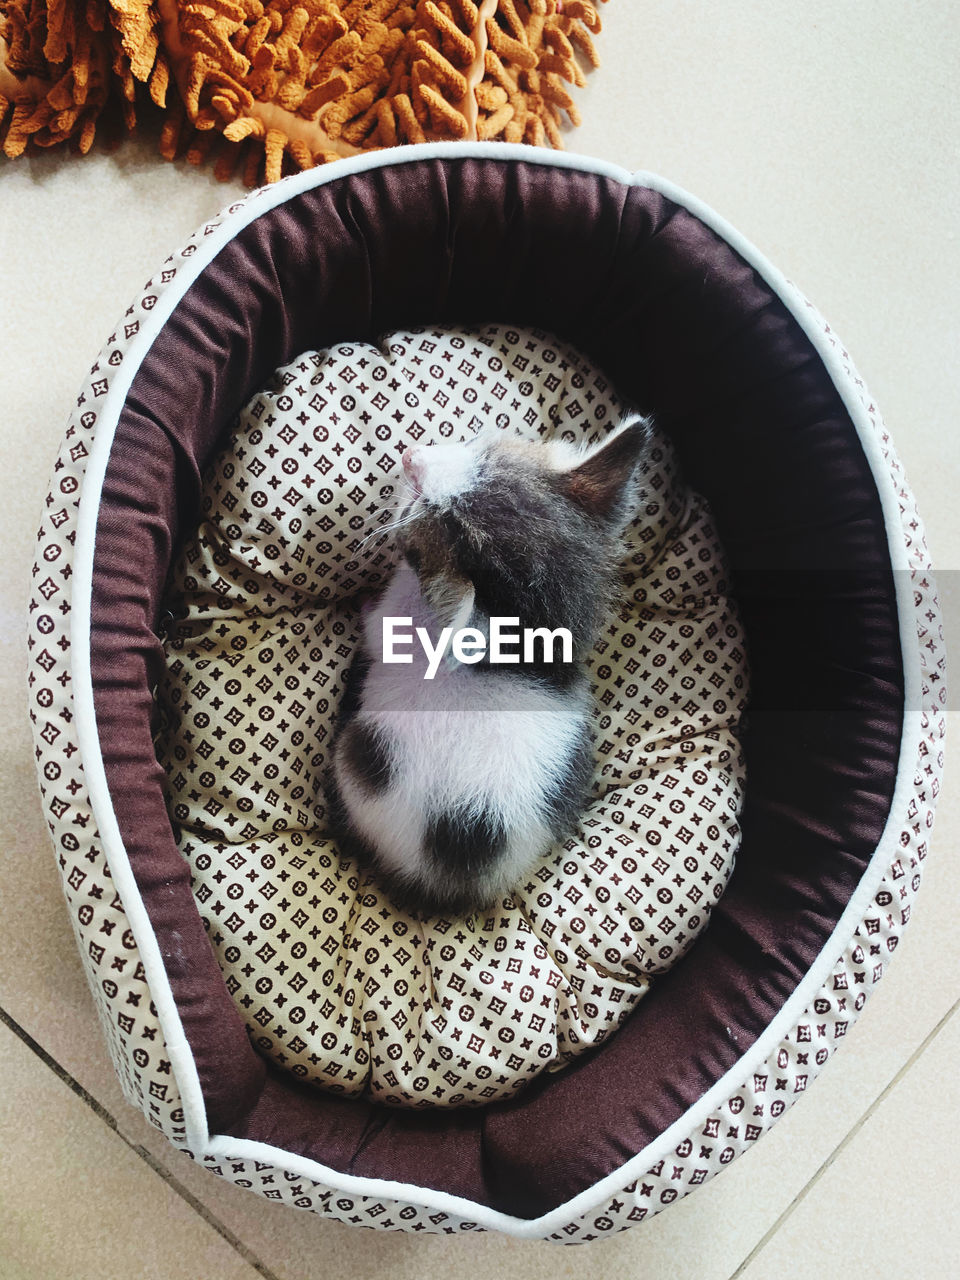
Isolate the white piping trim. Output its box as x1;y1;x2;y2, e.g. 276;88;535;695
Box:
69;142;922;1235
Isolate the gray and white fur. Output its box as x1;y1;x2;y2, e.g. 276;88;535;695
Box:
326;415;652;916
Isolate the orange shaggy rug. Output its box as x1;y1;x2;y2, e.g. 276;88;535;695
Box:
0;0;609;185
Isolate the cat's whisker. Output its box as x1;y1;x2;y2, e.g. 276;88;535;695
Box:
355;501;422;550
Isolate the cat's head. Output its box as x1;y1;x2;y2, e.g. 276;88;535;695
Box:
394;416;653;652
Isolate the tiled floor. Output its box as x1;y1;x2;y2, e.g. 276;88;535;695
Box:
2;3;957;1276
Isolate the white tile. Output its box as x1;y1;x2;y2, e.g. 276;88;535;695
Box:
0;1021;263;1280
735;1005;960;1280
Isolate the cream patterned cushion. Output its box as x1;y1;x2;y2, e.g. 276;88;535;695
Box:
155;324;749;1108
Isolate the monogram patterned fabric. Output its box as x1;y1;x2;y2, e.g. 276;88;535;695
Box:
25;156;946;1238
153;326;749;1106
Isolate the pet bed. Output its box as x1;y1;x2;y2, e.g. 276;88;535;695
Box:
152;323;749;1107
28;143;946;1241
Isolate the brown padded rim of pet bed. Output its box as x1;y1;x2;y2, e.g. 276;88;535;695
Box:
90;156;902;1218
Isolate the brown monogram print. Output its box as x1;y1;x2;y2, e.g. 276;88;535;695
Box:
154;325;749;1107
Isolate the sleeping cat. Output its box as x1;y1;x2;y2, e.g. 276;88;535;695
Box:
326;416;652;916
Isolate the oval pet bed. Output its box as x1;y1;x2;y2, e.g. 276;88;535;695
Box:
28;143;946;1241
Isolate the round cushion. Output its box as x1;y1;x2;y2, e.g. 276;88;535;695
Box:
155;323;748;1106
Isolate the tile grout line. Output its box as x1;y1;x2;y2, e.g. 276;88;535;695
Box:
726;993;960;1280
0;1003;286;1280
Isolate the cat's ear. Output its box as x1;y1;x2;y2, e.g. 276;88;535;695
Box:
562;416;652;523
424;573;476;634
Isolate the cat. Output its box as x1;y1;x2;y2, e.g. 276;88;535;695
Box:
326;415;652;916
